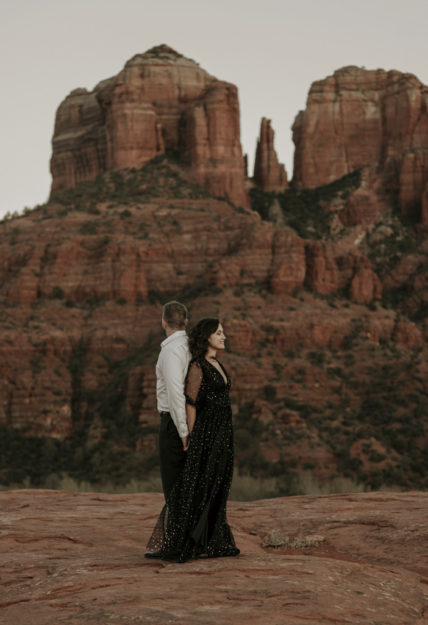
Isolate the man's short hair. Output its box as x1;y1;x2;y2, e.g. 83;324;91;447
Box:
162;301;188;329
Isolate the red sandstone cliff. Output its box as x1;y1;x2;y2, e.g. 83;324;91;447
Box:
292;66;428;222
253;118;288;192
0;55;427;492
0;162;426;493
50;45;249;208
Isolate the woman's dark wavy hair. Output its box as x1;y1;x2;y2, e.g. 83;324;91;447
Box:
188;318;220;362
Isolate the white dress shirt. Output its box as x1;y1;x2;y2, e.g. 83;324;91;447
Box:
156;330;191;438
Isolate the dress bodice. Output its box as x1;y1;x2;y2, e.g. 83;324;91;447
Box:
185;358;231;409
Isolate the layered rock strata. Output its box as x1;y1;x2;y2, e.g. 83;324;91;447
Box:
292;66;428;221
1;186;424;441
50;45;249;208
0;199;386;309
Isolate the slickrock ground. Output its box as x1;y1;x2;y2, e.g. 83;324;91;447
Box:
1;490;427;624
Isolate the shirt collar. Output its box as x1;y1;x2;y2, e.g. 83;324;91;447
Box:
161;329;188;348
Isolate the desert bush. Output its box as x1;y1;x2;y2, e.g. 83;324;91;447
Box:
250;169;361;239
80;221;98;235
52;286;65;299
308;350;326;366
262;384;277;401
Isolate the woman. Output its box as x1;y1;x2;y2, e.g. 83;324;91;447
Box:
145;318;240;562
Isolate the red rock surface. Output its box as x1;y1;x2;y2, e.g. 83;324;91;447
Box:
0;489;427;625
292;66;428;221
50;45;249;209
253;118;288;192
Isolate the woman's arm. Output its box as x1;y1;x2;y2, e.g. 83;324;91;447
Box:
185;361;203;438
186;403;196;435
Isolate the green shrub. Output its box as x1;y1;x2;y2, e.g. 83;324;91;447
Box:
30;355;44;374
250;169;361;238
308;350;326;366
80;221;98;235
52;286;65;299
262;384;277;401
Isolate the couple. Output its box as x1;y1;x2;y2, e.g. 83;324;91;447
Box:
145;301;240;563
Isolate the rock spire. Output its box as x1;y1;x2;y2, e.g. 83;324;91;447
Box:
253;118;288;193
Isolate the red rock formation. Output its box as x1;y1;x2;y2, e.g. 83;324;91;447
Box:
2;154;425;451
339;186;388;226
181;81;249;207
293;66;428;222
0;204;400;438
50;45;249;208
399;151;428;218
305;241;339;294
304;243;383;303
392;319;423;346
350;267;382;304
49;89;105;190
253;118;288;192
274;313;353;350
270;228;305;294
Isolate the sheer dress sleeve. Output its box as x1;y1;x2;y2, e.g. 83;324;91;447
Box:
185;361;203;406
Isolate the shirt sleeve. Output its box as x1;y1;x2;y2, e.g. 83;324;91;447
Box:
185;361;203;406
163;350;189;438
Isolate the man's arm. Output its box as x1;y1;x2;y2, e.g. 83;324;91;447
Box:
162;350;189;445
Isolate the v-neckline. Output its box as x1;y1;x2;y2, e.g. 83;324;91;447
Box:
205;359;228;386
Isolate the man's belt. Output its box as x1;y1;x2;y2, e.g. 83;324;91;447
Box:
160;411;171;418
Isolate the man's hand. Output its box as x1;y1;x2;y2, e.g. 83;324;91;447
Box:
181;435;189;451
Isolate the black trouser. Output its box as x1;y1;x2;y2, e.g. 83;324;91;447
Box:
159;412;186;503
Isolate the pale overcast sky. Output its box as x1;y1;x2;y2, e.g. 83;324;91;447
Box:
1;0;427;217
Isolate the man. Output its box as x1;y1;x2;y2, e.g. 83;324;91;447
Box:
156;300;191;503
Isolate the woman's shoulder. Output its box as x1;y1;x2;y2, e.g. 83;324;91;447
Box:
187;358;206;375
189;357;209;367
188;358;212;379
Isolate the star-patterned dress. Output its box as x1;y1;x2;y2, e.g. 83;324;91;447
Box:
146;357;240;562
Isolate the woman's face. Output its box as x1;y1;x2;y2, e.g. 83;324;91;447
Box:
208;324;226;351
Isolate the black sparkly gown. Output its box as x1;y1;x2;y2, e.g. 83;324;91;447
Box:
146;358;240;563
